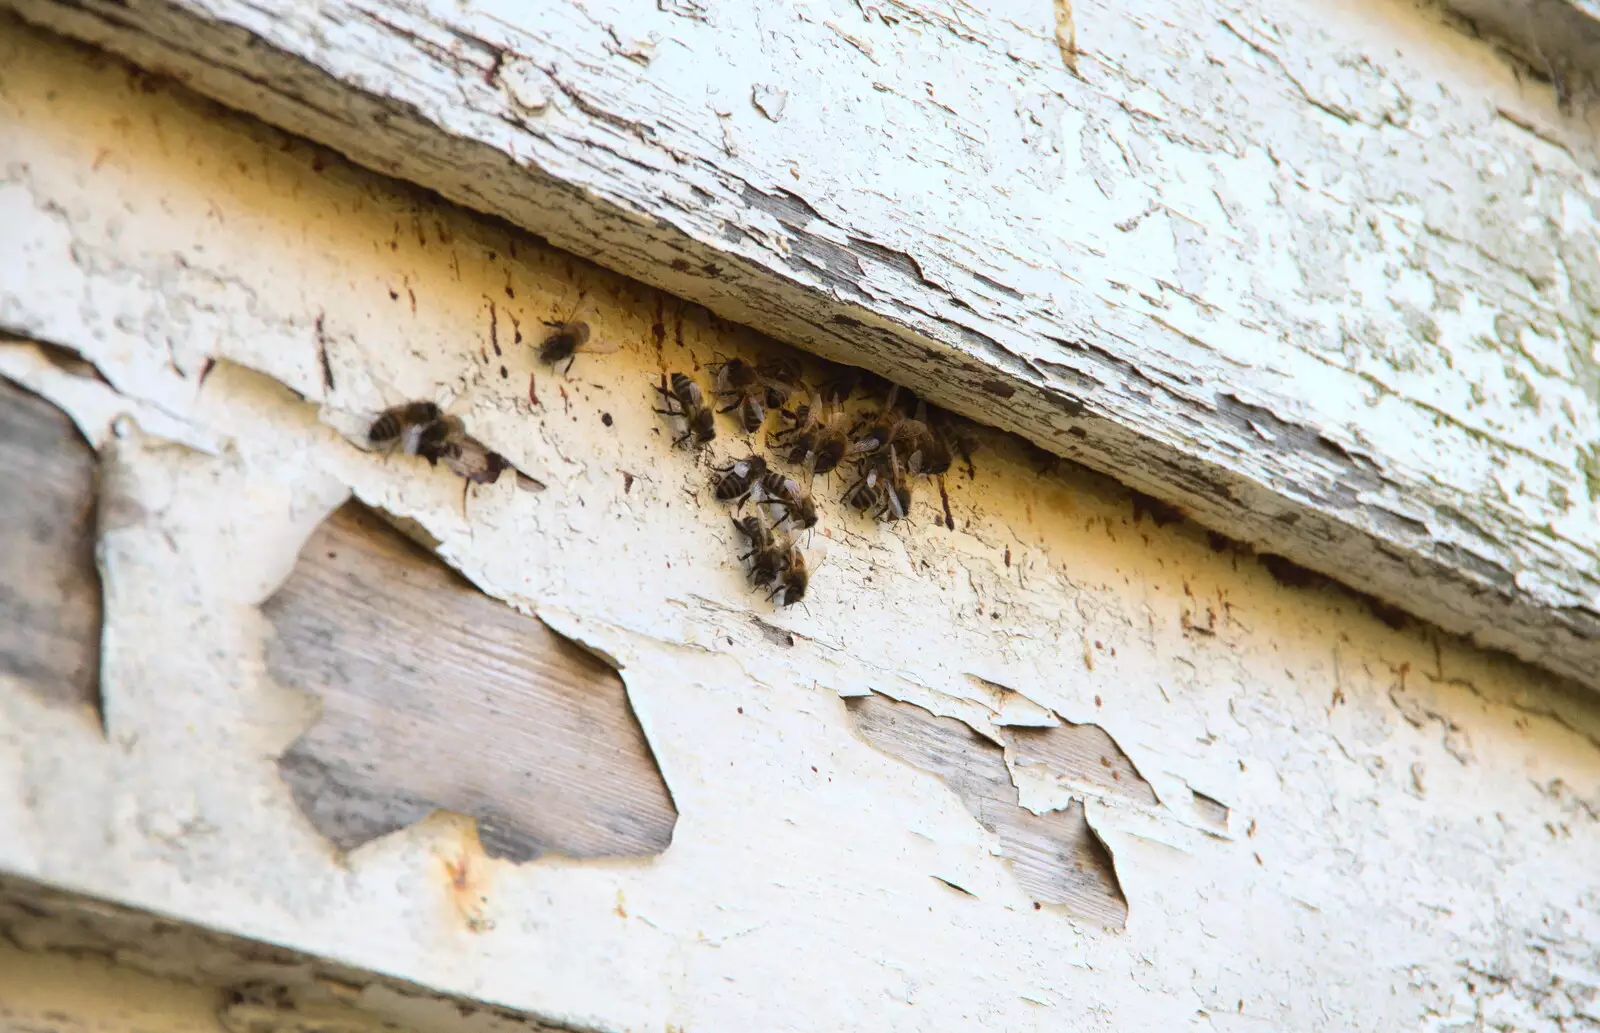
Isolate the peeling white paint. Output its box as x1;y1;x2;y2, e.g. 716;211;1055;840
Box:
2;22;1600;1033
6;0;1599;693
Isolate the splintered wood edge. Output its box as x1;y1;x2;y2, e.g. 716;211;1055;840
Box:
0;376;104;730
4;0;1596;695
263;501;677;863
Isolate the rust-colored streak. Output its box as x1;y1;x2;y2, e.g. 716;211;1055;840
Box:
264;502;677;861
847;694;1127;927
1052;0;1080;76
441;832;495;932
0;378;104;729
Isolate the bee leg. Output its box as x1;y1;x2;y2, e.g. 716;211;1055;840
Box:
563;355;576;377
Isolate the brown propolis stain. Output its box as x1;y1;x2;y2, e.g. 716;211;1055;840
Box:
264;502;677;862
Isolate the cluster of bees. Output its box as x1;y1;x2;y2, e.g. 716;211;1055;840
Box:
367;400;511;484
365;307;957;611
364;311;598;486
653;355;957;608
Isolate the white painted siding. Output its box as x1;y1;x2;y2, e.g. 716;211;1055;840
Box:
2;17;1599;1033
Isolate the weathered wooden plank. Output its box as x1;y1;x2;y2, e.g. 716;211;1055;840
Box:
265;502;676;863
1440;0;1600;102
847;693;1129;927
0;872;576;1033
0;376;102;725
5;0;1597;695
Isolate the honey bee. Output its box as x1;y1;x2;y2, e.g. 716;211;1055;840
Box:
710;357;767;433
757;470;817;529
756;356;804;409
769;404;816;464
368;401;446;456
768;544;810;607
771;403;852;476
851;385;909;456
404;414;510;486
538;299;617;375
844;445;911;521
431;436;512;485
878;445;913;522
815;364;865;405
712;454;768;506
885;401;952;476
842;453;884;513
732;514;790;590
654;372;715;448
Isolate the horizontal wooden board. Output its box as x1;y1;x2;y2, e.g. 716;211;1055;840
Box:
6;0;1598;695
264;502;676;862
0;376;102;726
1440;0;1600;99
0;872;576;1032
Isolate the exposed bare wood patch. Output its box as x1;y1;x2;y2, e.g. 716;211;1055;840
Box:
1005;720;1159;806
1191;789;1229;831
847;693;1127;927
263;502;676;862
0;377;103;727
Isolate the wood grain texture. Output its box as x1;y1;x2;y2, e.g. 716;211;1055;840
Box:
264;502;676;862
1006;720;1159;807
1440;0;1600;93
5;0;1599;695
847;693;1128;927
0;376;102;723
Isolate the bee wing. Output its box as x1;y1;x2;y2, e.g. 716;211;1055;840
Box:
581;335;622;355
399;424;427;455
802;537;831;572
548;294;593;325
